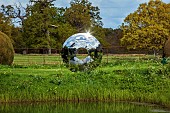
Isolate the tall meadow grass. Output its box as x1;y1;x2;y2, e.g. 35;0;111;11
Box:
0;55;170;108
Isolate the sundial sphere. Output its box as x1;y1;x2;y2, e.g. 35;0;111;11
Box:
61;33;103;72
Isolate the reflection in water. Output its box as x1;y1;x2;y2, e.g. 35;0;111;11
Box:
0;102;168;113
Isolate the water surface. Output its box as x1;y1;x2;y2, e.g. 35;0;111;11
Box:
0;102;169;113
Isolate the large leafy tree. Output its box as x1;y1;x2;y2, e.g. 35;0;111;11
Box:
11;26;25;48
1;3;29;26
121;0;170;52
64;0;103;32
0;3;30;48
55;23;77;48
1;0;106;50
23;0;58;51
0;12;22;48
91;26;108;47
0;12;12;37
104;28;123;47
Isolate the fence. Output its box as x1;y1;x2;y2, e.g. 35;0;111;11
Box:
14;47;161;55
13;54;152;65
13;47;162;65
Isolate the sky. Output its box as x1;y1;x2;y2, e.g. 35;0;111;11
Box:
1;0;170;29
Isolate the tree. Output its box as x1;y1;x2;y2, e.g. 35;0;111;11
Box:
22;0;58;53
91;26;108;47
1;3;30;48
121;0;170;53
1;3;30;26
55;23;77;48
103;28;123;47
11;26;25;48
64;0;103;32
0;12;12;37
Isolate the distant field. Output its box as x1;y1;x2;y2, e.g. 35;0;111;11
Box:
13;54;62;65
1;54;163;77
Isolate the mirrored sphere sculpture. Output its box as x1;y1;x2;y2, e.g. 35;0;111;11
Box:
61;33;102;71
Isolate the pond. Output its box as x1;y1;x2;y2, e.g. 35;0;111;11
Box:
0;102;169;113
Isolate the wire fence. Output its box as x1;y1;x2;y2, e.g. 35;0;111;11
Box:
14;47;161;54
13;54;150;65
13;47;162;65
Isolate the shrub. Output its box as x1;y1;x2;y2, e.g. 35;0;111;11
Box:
0;31;14;65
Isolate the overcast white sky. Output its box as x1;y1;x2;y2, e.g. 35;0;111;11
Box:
1;0;170;28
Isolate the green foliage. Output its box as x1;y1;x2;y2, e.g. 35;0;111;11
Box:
0;12;12;37
1;0;108;49
121;0;170;50
64;0;103;32
70;0;103;26
22;0;58;48
92;26;108;47
0;6;25;48
11;26;25;48
0;31;14;65
64;3;91;32
1;55;170;108
103;28;123;47
55;23;77;48
0;0;122;50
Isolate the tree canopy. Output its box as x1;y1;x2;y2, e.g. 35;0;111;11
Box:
121;0;170;51
0;12;12;37
22;0;59;49
2;0;169;54
0;0;106;49
64;0;103;32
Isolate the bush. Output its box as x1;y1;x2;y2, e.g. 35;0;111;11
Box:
0;31;14;65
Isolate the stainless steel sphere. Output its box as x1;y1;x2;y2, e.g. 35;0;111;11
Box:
61;33;102;71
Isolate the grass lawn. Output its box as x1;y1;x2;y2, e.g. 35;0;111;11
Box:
0;54;170;108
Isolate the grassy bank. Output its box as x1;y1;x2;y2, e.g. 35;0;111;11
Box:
0;54;170;108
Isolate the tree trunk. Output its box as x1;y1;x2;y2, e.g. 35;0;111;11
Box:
48;48;51;54
153;49;157;57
